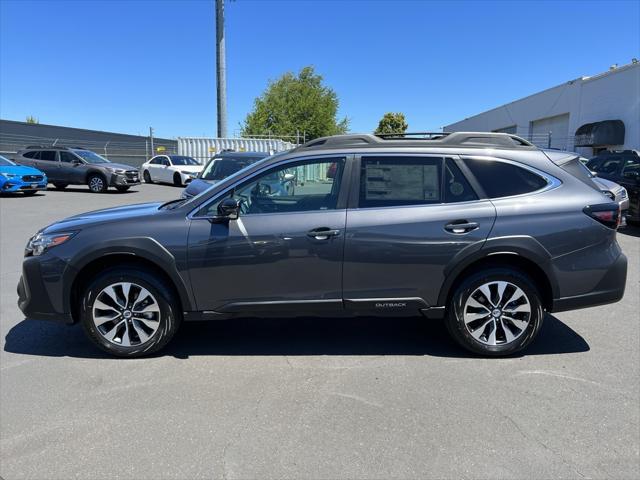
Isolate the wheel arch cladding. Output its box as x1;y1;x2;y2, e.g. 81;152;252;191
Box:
66;239;195;323
438;238;557;311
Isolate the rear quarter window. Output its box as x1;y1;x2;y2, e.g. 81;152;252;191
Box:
463;158;548;198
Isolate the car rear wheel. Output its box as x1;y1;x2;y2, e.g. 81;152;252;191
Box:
87;174;107;193
80;267;181;357
53;183;68;190
445;268;544;356
173;172;182;187
143;170;153;183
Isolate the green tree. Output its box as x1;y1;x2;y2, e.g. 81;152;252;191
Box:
374;112;408;135
241;66;349;142
26;115;39;124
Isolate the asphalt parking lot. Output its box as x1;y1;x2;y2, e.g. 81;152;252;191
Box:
1;184;639;480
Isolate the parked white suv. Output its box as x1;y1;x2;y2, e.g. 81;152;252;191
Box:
140;155;203;186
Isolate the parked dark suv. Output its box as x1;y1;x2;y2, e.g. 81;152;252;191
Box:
586;150;640;223
181;151;270;199
15;146;140;192
18;133;627;357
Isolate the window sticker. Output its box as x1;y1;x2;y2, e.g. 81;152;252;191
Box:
364;163;440;201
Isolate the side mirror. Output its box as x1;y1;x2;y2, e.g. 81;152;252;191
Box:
72;159;82;165
283;173;295;182
213;197;241;222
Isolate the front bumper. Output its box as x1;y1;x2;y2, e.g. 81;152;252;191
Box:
110;172;141;187
180;173;197;184
17;254;74;323
551;252;627;312
1;179;47;193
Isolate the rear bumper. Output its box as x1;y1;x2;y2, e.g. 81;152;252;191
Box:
551;252;627;312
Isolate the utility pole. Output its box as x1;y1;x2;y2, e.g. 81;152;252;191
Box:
149;127;155;155
216;0;228;138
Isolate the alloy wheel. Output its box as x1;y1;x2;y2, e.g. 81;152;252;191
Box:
89;176;105;192
92;282;161;347
463;281;531;346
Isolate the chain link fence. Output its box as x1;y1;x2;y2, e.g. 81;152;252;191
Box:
0;132;177;168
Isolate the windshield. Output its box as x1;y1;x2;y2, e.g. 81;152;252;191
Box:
202;156;264;180
72;149;110;164
0;155;16;166
169;156;200;166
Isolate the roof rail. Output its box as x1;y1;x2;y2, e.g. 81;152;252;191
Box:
295;132;535;151
375;132;450;140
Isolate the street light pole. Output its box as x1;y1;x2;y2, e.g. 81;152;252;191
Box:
216;0;228;138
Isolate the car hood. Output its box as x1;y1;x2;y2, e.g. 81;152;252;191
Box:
175;165;203;173
101;162;139;171
183;178;217;197
44;202;164;233
0;165;45;176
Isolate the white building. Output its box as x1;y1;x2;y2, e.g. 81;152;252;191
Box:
444;61;640;157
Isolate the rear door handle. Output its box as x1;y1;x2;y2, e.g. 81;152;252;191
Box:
444;221;479;234
307;227;341;240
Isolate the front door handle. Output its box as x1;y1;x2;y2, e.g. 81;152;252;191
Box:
307;227;341;240
444;220;479;234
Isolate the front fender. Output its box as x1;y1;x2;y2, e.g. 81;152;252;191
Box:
62;236;196;315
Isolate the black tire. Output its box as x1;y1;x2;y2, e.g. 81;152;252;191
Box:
143;170;153;183
173;172;182;187
53;183;68;190
80;267;181;357
115;186;130;193
87;174;107;193
445;267;544;356
23;190;38;196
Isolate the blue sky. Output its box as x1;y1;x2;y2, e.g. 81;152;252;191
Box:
1;0;638;139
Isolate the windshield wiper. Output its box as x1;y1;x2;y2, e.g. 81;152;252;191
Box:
159;198;187;210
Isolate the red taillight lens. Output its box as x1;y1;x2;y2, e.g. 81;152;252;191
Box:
583;203;621;229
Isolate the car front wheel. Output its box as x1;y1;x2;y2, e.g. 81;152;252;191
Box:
80;267;181;357
143;170;153;183
173;172;182;187
87;174;107;193
445;268;544;356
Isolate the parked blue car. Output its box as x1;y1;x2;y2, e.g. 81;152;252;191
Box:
0;155;47;195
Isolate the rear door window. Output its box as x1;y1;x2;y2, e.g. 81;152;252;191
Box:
463;158;548;198
39;151;58;162
359;156;442;208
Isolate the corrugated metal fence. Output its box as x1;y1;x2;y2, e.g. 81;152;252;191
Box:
178;137;296;164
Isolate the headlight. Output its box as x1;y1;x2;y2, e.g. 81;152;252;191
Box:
25;231;76;256
620;188;628;200
113;169;126;174
181;170;195;176
0;172;18;179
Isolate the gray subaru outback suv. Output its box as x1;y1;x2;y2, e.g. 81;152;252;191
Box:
17;133;627;357
15;146;140;192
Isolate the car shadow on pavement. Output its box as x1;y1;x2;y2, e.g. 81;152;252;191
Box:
619;224;640;238
4;313;589;359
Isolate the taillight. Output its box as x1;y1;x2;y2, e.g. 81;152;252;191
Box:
583;203;621;229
